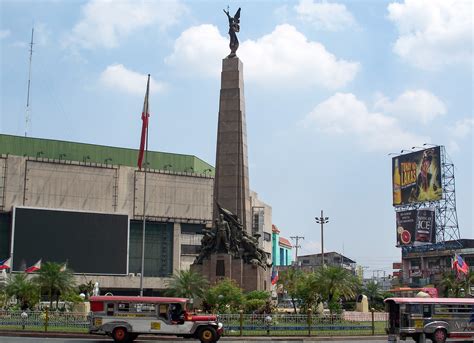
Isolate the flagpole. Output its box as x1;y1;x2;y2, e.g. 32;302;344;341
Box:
139;74;150;297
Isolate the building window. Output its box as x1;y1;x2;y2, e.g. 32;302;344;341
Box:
280;248;284;266
181;245;201;255
216;260;225;276
252;207;264;235
181;224;205;234
302;259;310;264
264;232;271;241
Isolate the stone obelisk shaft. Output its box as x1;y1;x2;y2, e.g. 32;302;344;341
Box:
214;57;251;234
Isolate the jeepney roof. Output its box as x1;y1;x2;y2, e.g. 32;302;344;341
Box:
89;296;189;304
384;297;474;304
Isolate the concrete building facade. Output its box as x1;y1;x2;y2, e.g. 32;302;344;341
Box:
0;134;272;294
271;225;293;267
393;240;474;291
297;252;357;274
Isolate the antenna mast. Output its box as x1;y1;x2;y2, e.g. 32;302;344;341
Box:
25;27;34;137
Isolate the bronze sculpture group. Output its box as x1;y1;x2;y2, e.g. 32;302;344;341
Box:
195;204;272;270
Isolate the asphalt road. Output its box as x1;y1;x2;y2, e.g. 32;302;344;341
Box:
0;337;390;343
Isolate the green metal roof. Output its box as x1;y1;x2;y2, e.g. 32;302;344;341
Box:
0;134;214;175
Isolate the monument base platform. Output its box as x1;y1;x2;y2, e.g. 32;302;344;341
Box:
191;254;270;292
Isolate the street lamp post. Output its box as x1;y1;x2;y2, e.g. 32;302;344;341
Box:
315;210;329;267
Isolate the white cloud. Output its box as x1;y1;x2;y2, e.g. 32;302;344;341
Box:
302;92;429;151
99;64;166;95
166;24;359;90
0;29;10;40
449;118;474;139
374;89;446;124
34;23;51;46
295;0;357;31
387;0;472;70
65;0;187;49
165;24;227;77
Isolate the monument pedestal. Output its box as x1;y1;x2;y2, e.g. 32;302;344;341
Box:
191;254;270;292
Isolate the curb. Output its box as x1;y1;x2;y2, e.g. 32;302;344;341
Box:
0;331;387;341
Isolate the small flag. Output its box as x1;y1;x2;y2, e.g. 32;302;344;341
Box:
454;254;469;275
271;269;279;285
25;259;41;273
137;74;150;170
0;257;11;270
59;262;67;272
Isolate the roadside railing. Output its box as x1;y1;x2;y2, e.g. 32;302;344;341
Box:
219;311;387;336
0;309;387;336
0;310;89;332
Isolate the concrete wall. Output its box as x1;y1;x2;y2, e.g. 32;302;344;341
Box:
2;155;213;291
250;191;273;256
3;155;213;222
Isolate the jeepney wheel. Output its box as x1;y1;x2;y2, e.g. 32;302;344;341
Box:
198;326;217;343
112;327;129;342
432;329;447;343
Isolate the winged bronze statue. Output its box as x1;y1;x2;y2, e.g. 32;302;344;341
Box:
223;7;241;57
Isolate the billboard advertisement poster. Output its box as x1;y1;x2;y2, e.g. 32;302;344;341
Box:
396;210;416;246
415;209;436;243
396;209;435;246
392;147;442;206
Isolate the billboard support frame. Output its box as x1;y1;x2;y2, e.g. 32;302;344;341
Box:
394;146;460;248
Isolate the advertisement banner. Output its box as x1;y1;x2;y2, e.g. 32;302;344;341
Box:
392;147;442;206
396;209;435;246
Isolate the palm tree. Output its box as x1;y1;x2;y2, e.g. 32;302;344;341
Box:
5;273;40;310
363;280;384;309
440;271;463;297
315;266;360;310
165;269;209;299
277;268;304;314
296;272;322;312
462;270;474;296
33;262;75;308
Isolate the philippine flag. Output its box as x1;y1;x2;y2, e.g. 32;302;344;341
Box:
0;257;11;270
271;269;279;285
25;259;42;273
453;254;469;275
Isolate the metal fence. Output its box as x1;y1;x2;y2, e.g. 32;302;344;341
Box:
0;310;387;336
0;310;89;332
219;312;387;336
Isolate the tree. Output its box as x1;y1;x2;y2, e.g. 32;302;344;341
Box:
462;270;474;296
295;272;322;312
315;266;360;313
244;290;271;313
440;271;463;297
203;278;243;313
277;268;304;314
165;269;209;300
33;262;76;309
363;280;385;310
5;273;39;310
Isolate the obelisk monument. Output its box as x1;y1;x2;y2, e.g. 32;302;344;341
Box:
191;8;271;292
214;7;251;234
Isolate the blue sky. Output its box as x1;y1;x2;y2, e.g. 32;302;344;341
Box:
1;0;472;277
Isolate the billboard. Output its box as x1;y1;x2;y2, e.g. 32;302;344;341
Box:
12;207;129;274
396;209;436;246
392;147;442;206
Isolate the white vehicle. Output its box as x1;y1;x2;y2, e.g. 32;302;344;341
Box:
89;295;223;343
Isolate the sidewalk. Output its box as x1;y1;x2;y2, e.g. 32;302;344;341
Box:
0;330;387;341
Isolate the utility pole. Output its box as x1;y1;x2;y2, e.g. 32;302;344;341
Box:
25;27;34;137
315;210;329;267
290;235;304;264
